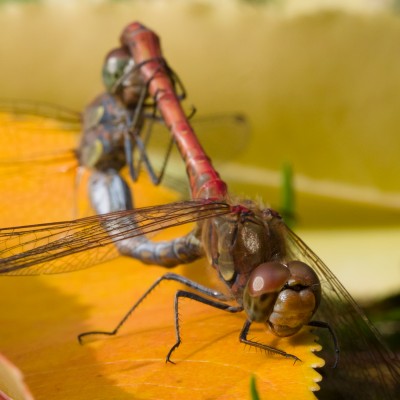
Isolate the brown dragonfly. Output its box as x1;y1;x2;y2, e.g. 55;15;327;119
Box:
0;22;399;400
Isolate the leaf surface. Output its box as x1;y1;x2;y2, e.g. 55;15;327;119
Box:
0;107;323;399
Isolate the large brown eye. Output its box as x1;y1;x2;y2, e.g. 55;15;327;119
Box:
267;261;321;336
247;262;290;297
286;261;321;307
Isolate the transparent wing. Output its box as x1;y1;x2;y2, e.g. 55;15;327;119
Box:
0;101;249;221
0;101;84;226
182;113;249;163
281;223;400;399
0;200;231;276
0;99;81;161
138;113;250;192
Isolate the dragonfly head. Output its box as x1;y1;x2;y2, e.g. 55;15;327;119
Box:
102;47;144;105
243;260;321;337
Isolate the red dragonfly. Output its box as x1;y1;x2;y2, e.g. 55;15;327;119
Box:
0;22;399;399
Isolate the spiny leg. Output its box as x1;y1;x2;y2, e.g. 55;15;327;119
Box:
131;60;186;185
78;273;233;344
132;128;174;185
308;320;340;368
166;290;244;364
239;320;301;363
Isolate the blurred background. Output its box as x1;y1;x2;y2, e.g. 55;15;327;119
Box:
0;0;398;346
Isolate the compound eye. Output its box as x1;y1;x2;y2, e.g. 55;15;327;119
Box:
287;261;321;307
102;47;132;92
247;262;290;297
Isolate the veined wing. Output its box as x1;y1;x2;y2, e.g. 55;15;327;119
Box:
0;101;249;166
281;223;400;399
0;200;231;276
0;99;81;161
0;101;248;222
0;99;80;121
146;113;249;160
134;113;250;193
0;101;83;226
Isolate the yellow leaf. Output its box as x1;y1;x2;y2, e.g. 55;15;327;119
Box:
0;110;324;399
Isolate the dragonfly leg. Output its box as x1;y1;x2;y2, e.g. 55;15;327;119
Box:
239;320;301;363
166;290;243;364
132;128;174;185
308;320;340;368
78;273;234;345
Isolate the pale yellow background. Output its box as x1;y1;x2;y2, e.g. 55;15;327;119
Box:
0;0;399;297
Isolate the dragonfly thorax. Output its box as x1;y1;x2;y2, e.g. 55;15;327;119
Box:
201;204;283;301
80;93;145;173
202;212;268;301
202;203;321;337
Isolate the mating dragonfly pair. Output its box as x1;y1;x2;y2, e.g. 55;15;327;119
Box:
0;22;399;399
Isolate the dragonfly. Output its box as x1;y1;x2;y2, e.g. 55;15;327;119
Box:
0;102;247;227
0;22;399;400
